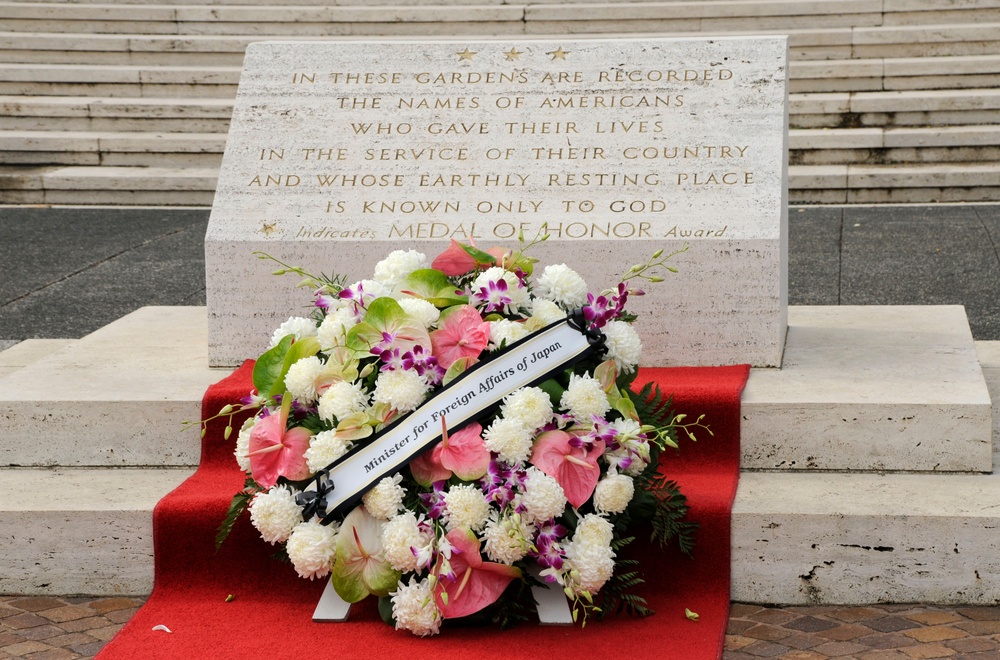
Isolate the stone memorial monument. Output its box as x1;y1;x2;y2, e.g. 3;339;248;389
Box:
206;37;789;367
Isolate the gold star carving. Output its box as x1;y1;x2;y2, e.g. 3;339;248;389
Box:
503;47;523;61
259;222;277;236
546;47;569;61
456;47;477;61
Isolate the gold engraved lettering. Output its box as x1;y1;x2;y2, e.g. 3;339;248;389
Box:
363;201;461;214
418;174;528;187
336;97;382;109
664;225;729;238
399;97;481;110
596;69;733;83
594;121;663;134
301;148;347;161
675;172;755;186
539;95;682;109
623;145;750;159
427;122;489;135
292;73;315;84
547;173;660;187
364;148;469;161
389;223;482;239
259;148;285;160
330;72;402;84
504;122;577;135
414;71;529;85
350;122;411;135
544;221;653;239
539;71;583;83
248;174;300;187
316;174;405;187
530;147;605;160
475;200;542;214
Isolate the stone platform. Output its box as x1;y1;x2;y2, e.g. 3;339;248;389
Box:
0;303;994;603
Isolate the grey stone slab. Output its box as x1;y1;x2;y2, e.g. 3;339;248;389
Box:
0;339;19;352
0;210;208;339
206;37;790;368
788;206;841;306
840;205;1000;340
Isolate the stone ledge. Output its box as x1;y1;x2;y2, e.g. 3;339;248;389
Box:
0;307;227;467
0;467;193;595
733;470;1000;604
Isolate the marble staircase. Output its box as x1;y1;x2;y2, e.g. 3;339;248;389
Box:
1;304;997;605
1;0;1000;204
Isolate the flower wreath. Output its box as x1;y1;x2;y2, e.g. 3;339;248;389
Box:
206;233;709;635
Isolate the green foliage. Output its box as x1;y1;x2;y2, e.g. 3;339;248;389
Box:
252;334;293;397
645;472;698;556
491;574;540;629
215;476;261;551
629;381;676;430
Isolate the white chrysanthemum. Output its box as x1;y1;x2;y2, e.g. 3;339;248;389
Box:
268;316;318;348
565;516;615;593
373;369;430;414
501;387;553;432
234;417;254;472
358;278;391;301
373;249;428;289
489;319;529;350
483;416;534;464
284;355;325;403
521;467;568;524
317;306;358;350
536;264;588;309
286;518;339;580
317;380;370;423
382;511;433;572
472;266;529;310
593;474;635;514
603;320;642;374
398;298;440;329
531;297;567;325
304;429;352;473
612;418;643;442
560;373;611;423
248;485;302;544
483;512;536;564
363;474;406;521
443;484;491;532
391;576;442;637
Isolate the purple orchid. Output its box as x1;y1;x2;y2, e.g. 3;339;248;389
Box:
419;480;448;520
471;277;512;314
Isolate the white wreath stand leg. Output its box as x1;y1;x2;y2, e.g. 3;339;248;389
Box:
313;569;573;625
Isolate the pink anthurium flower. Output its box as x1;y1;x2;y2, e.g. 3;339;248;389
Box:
432;239;482;276
409;419;489;485
246;397;313;488
409;442;451;487
434;528;521;619
430;305;490;369
530;430;606;509
440;419;489;481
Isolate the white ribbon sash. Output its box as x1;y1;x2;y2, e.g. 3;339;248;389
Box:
301;316;599;521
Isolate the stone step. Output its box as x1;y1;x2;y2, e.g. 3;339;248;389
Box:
733;468;1000;605
0;129;225;166
0;338;76;378
0;306;224;467
743;306;992;473
0;466;193;595
1;325;996;598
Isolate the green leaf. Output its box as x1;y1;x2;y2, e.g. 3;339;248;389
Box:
398;269;467;308
686;608;699;621
252;334;293;396
345;297;431;356
459;242;499;266
215;477;260;551
536;378;565;408
332;505;401;602
442;356;476;386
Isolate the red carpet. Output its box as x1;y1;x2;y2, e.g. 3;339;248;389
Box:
99;362;748;660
